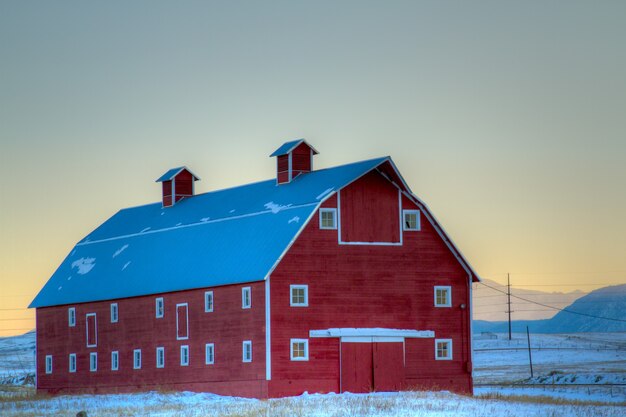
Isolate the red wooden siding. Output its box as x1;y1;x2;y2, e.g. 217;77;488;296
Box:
174;170;193;202
162;181;173;207
291;142;312;177
36;281;267;396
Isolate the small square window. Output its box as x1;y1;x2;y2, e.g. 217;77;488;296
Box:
290;285;309;307
156;347;165;368
69;353;76;373
403;210;421;231
156;297;164;318
90;352;97;372
204;291;214;313
319;208;337;230
180;345;189;366
290;339;309;361
435;339;453;360
133;349;142;369
205;343;214;365
110;303;118;323
45;355;53;374
242;341;252;362
111;351;119;371
434;286;452;307
242;287;251;309
68;307;76;327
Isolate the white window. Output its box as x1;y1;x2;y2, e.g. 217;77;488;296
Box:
290;339;309;361
403;209;421;231
133;349;142;369
176;303;189;340
110;303;118;323
180;345;189;366
155;297;164;318
45;355;53;374
290;285;309;307
434;286;452;307
90;352;97;372
242;341;252;362
68;307;76;327
435;339;453;360
242;287;251;309
156;347;165;368
86;313;97;348
111;351;119;371
205;343;215;365
319;208;337;230
204;291;214;312
69;353;76;373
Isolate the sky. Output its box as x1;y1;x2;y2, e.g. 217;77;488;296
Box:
1;1;625;337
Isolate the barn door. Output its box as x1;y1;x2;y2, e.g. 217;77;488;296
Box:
176;303;188;340
373;342;404;391
86;313;97;347
341;341;405;393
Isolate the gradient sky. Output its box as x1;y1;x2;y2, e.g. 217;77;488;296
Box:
1;1;625;336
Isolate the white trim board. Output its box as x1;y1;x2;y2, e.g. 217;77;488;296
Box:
310;328;434;338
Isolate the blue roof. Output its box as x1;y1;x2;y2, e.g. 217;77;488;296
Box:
30;157;389;308
269;139;319;157
155;166;200;182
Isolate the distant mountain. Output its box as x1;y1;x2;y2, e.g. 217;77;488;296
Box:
473;279;587;321
473;284;626;334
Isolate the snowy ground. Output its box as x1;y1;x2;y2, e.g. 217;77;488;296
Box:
0;331;35;386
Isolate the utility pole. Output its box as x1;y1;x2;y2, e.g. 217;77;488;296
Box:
507;273;512;341
526;326;534;378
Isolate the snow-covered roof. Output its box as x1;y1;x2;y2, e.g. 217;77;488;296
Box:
269;139;319;157
155;166;200;182
30;157;388;308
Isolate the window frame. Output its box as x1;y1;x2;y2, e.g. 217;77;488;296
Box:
402;209;421;231
110;303;118;323
176;303;189;340
290;338;309;361
89;352;97;372
45;355;52;374
319;208;337;230
133;349;142;369
435;339;453;360
204;291;214;313
68;307;76;327
434;286;452;307
205;343;215;365
86;313;97;348
69;353;76;373
180;345;189;366
155;297;164;318
289;285;309;307
242;287;251;309
156;347;165;368
111;351;119;371
242;340;252;363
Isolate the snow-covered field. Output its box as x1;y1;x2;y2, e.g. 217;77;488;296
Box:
0;331;624;416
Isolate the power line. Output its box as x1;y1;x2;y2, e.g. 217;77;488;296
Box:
477;281;626;323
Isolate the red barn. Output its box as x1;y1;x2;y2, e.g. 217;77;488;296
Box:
30;139;480;397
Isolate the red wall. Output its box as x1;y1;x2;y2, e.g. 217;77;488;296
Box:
36;281;267;396
291;142;312;177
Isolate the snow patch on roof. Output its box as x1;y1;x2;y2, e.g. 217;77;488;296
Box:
122;261;131;271
140;227;151;233
201;217;210;222
264;201;292;214
288;216;300;224
71;258;95;275
112;244;129;258
316;188;334;200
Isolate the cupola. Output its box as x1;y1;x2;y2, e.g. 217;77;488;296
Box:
270;139;319;184
155;166;200;207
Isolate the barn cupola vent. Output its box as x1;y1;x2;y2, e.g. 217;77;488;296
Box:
270;139;319;185
155;166;200;207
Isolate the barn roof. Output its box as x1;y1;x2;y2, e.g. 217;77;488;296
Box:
269;139;319;157
155;166;200;182
30;157;389;308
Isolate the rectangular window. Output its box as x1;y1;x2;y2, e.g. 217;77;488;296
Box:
180;345;189;366
242;341;252;362
69;353;76;373
111;351;119;371
90;352;97;372
133;349;142;369
68;307;76;327
205;343;214;365
204;291;214;312
290;339;309;361
176;303;189;340
434;286;452;307
86;313;97;348
435;339;453;360
110;303;118;323
403;209;421;231
155;297;164;318
242;287;251;309
45;355;52;374
156;347;165;368
319;208;337;230
290;285;309;307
